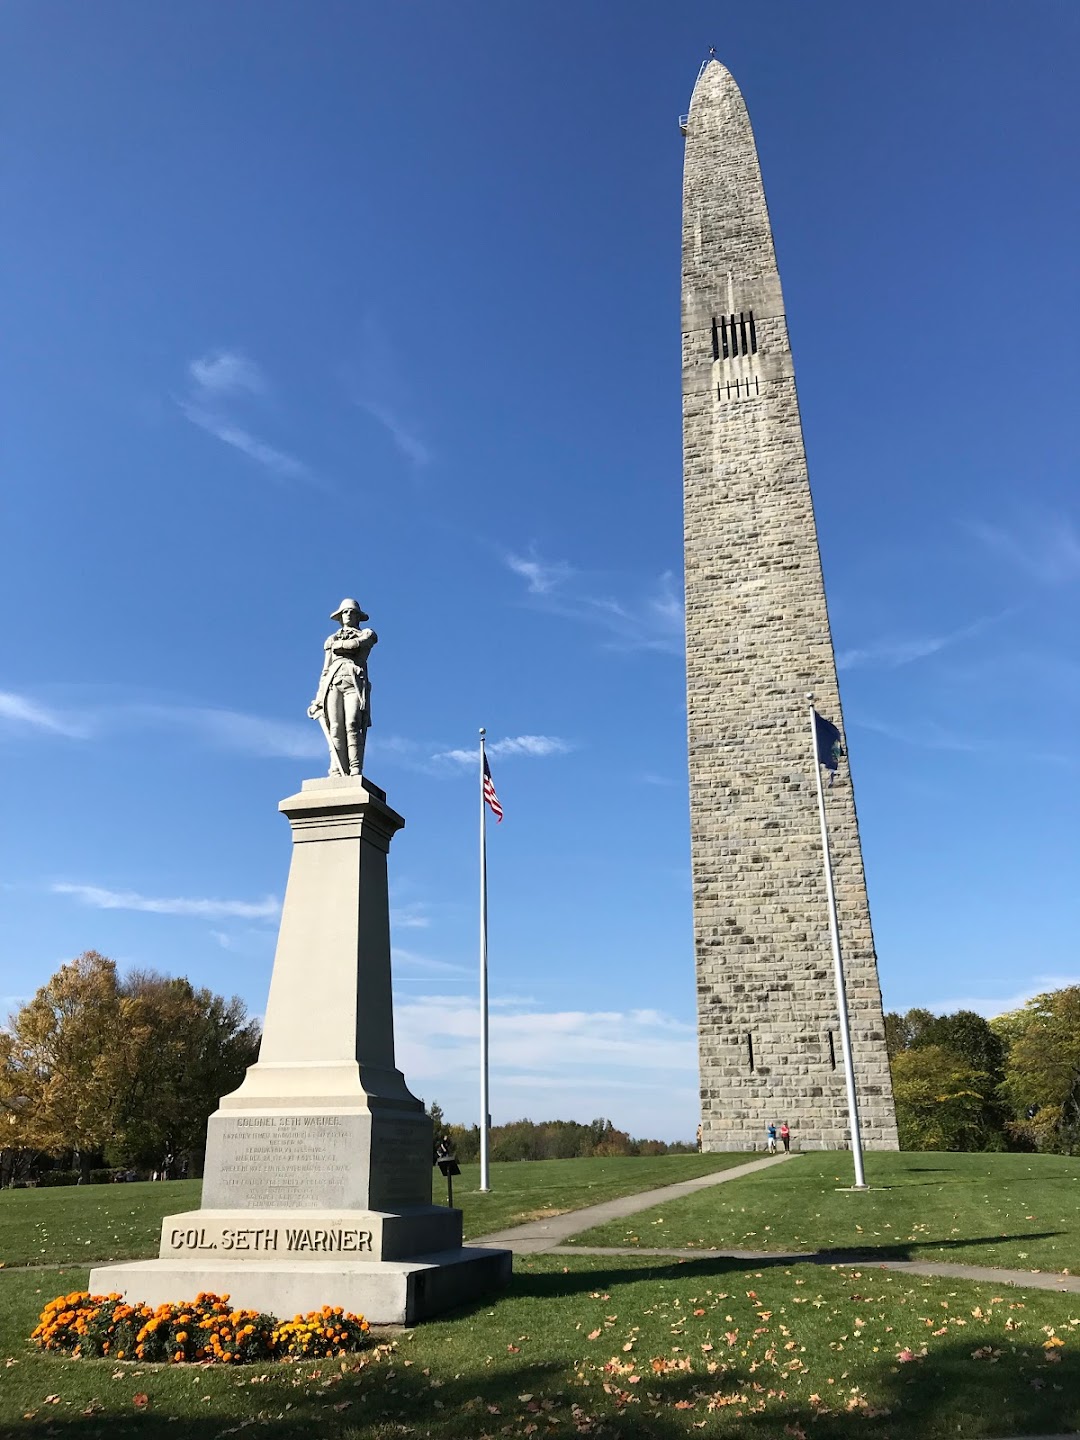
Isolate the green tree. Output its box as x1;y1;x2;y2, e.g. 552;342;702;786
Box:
922;1010;1006;1078
4;952;128;1167
3;955;259;1174
999;987;1080;1154
886;1006;1009;1149
107;970;259;1169
892;1045;990;1151
424;1099;447;1138
884;1008;936;1059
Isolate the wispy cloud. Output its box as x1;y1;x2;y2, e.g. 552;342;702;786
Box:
392;903;431;931
970;513;1080;585
504;548;574;595
209;927;277;956
395;995;698;1138
346;314;433;469
503;551;684;657
178;349;312;483
855;715;1078;769
856;716;986;755
359;400;431;468
0;691;88;739
53;883;281;921
180;404;311;482
0;690;435;769
836;611;1009;671
188;350;265;397
432;734;573;766
920;974;1080;1019
129;704;325;761
393;948;469;979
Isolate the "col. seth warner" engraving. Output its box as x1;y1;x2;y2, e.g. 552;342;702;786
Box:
168;1226;373;1254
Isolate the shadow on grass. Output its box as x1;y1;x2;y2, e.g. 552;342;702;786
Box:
568;1230;1066;1268
6;1334;1078;1439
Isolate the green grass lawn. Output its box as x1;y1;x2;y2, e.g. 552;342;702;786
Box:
569;1151;1080;1274
3;1254;1079;1438
0;1154;747;1268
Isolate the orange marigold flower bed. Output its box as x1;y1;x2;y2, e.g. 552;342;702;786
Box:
32;1292;371;1364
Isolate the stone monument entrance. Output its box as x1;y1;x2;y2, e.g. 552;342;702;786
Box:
91;604;510;1323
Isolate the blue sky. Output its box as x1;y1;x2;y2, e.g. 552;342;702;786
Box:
3;3;1077;1141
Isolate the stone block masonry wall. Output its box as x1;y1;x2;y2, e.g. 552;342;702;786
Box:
682;61;898;1152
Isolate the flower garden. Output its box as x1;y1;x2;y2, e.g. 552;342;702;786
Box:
32;1290;370;1364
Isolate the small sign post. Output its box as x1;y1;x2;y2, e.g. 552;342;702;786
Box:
434;1142;461;1208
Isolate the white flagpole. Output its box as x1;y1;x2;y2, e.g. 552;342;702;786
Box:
806;693;867;1190
478;727;491;1193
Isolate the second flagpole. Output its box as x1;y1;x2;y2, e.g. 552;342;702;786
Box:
478;727;491;1193
806;693;866;1190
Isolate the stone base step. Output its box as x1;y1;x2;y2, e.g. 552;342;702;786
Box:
88;1246;511;1326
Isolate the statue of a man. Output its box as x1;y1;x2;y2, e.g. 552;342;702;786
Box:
308;599;377;777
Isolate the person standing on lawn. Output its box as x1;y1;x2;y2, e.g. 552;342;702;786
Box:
766;1122;777;1154
780;1122;791;1152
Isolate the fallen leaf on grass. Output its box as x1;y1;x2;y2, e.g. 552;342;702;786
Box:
587;1329;601;1341
132;1393;149;1409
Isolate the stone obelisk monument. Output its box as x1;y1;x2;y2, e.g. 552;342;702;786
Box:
91;602;510;1322
681;59;898;1151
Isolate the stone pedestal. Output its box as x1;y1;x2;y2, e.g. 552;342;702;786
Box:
90;777;511;1324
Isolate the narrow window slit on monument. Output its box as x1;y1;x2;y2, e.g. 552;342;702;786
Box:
827;1031;836;1069
749;311;758;352
730;313;737;354
711;317;720;360
747;1032;755;1071
754;375;760;394
739;313;749;354
720;315;730;358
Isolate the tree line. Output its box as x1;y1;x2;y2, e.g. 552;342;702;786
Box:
424;1105;694;1163
1;952;259;1184
886;985;1080;1153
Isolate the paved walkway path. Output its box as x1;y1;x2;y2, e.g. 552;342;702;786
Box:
475;1151;1080;1295
545;1245;1080;1294
474;1152;793;1253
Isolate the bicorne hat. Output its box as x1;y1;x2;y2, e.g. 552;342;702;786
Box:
331;598;369;623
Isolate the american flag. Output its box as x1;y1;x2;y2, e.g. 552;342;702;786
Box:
483;753;504;822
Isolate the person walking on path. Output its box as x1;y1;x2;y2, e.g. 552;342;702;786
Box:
766;1122;777;1154
780;1122;791;1152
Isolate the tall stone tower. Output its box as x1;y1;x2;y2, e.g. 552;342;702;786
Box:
681;59;898;1151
